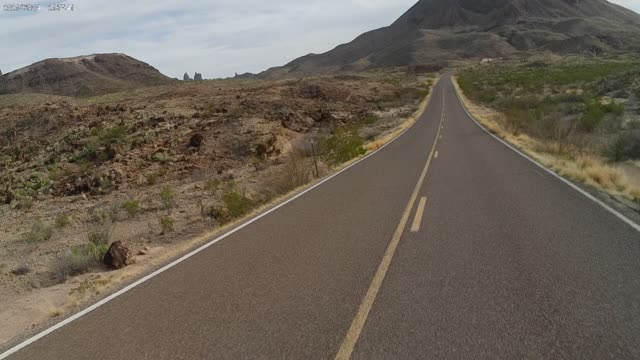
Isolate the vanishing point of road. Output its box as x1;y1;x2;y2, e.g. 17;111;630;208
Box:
4;76;640;359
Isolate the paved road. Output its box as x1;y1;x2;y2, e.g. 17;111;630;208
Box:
4;76;640;359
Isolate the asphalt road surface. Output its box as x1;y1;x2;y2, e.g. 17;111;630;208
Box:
4;76;640;359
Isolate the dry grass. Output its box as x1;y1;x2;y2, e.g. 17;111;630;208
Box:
48;307;63;318
453;76;640;204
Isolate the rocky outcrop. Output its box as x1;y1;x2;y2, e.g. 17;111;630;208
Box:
194;72;203;81
103;241;132;269
234;72;256;79
183;72;193;81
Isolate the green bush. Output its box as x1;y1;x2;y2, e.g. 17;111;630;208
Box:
205;179;221;193
121;199;141;218
222;190;253;220
321;127;366;165
55;214;71;229
159;216;175;235
145;172;159;185
602;102;624;116
209;190;255;224
361;115;379;126
72;125;128;163
152;152;174;164
159;187;175;211
580;101;605;132
88;224;112;245
15;198;34;210
51;242;108;282
605;132;640;161
23;220;54;243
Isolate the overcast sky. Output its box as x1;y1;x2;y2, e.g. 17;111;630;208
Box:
1;0;639;79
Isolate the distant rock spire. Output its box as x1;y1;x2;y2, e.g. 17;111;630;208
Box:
183;72;192;81
194;72;203;81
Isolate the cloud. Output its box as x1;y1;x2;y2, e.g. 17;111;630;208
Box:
0;0;639;78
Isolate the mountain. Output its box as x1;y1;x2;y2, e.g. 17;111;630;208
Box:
262;0;640;77
0;53;173;97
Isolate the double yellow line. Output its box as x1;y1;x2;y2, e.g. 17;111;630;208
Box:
335;89;446;359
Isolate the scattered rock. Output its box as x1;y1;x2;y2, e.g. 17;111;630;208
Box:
308;109;334;122
189;133;204;147
103;241;132;269
255;134;279;158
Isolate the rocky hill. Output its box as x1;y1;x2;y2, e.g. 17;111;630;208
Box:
262;0;640;77
0;53;173;97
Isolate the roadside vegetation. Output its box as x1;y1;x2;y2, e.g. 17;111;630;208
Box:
457;57;640;204
0;69;437;338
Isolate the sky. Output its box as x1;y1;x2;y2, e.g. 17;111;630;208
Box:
1;0;639;79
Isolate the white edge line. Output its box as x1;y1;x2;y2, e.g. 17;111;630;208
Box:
451;77;640;233
0;79;443;360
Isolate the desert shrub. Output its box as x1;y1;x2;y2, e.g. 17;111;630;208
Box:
605;132;640;161
146;172;159;185
107;201;123;221
580;101;605;132
55;214;71;228
205;179;221;193
222;190;253;220
159;216;175;235
22;174;51;195
78;242;110;263
90;206;115;223
23;220;54;243
210;190;254;224
88;223;112;245
73;125;128;163
152;152;174;164
159;186;175;211
602;102;624;116
273;151;313;194
321;127;366;165
361;115;379;126
11;264;32;276
503;107;529;133
121;199;141;218
51;242;108;282
15;198;34;210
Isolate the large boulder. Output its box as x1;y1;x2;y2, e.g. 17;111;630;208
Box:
183;72;192;81
194;72;203;81
103;241;132;269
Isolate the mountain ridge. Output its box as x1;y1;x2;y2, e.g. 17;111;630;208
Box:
0;53;173;97
261;0;640;77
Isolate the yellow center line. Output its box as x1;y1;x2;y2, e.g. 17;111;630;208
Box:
334;89;446;360
411;197;428;233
